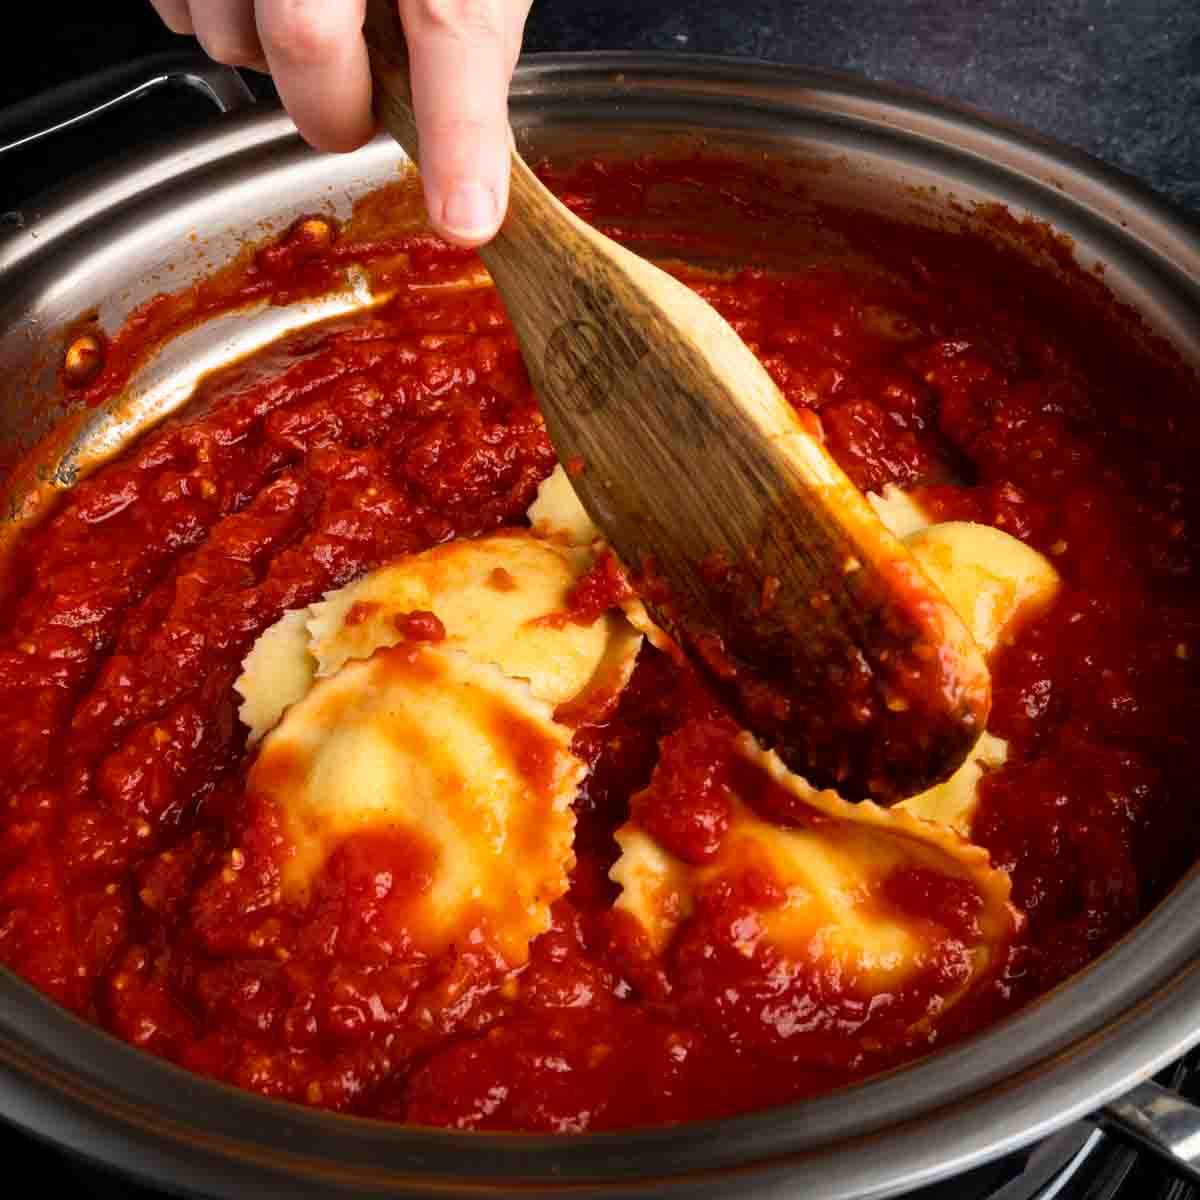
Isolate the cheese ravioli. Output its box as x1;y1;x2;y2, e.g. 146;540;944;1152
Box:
527;465;602;547
612;736;1016;990
898;730;1009;835
904;521;1060;657
249;644;583;966
306;532;614;698
234;524;644;967
611;487;1059;1003
526;465;677;658
236;608;316;746
236;529;642;742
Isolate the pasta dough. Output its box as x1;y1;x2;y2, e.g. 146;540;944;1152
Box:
904;521;1061;657
869;486;1062;658
234;522;645;966
236;609;316;746
868;483;932;539
611;489;1060;987
525;465;677;657
236;529;642;742
527;465;602;547
612;737;1016;990
897;730;1009;835
249;645;583;965
306;533;609;694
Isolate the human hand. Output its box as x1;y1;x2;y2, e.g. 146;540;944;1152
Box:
149;1;533;246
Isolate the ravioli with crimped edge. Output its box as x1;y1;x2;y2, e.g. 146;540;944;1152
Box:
528;465;684;658
612;735;1017;974
234;523;643;967
236;529;643;742
870;485;1061;831
306;532;611;694
608;475;1059;1014
247;644;583;965
531;468;1059;836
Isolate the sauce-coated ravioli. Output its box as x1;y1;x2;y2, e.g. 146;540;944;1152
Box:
898;731;1009;834
250;645;583;965
306;533;611;696
904;522;1061;658
237;609;316;746
235;526;643;966
236;530;642;741
866;490;1060;832
609;481;1059;1025
612;735;1016;989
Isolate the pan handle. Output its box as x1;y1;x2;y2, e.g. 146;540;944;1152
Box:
0;50;254;160
1095;1078;1200;1187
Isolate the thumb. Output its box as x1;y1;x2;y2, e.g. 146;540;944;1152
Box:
398;0;517;247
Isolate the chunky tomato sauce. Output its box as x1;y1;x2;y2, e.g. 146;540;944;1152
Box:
1;158;1198;1131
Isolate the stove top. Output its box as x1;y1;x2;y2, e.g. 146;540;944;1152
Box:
2;4;1199;1197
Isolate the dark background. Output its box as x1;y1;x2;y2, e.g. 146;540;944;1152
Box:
0;0;1197;215
0;2;1197;1196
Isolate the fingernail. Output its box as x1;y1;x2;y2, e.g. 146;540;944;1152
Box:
441;181;500;241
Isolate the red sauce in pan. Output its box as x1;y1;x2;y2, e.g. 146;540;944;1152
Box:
0;158;1198;1130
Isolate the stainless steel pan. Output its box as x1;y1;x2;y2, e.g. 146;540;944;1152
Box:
1;51;1199;1199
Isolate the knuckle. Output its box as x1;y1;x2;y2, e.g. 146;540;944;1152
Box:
258;0;344;66
409;0;503;40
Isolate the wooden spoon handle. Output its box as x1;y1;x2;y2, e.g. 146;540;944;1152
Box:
363;0;419;155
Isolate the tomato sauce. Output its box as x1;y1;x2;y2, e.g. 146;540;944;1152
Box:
1;157;1198;1131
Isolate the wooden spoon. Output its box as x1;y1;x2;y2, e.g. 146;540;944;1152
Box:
362;1;990;802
